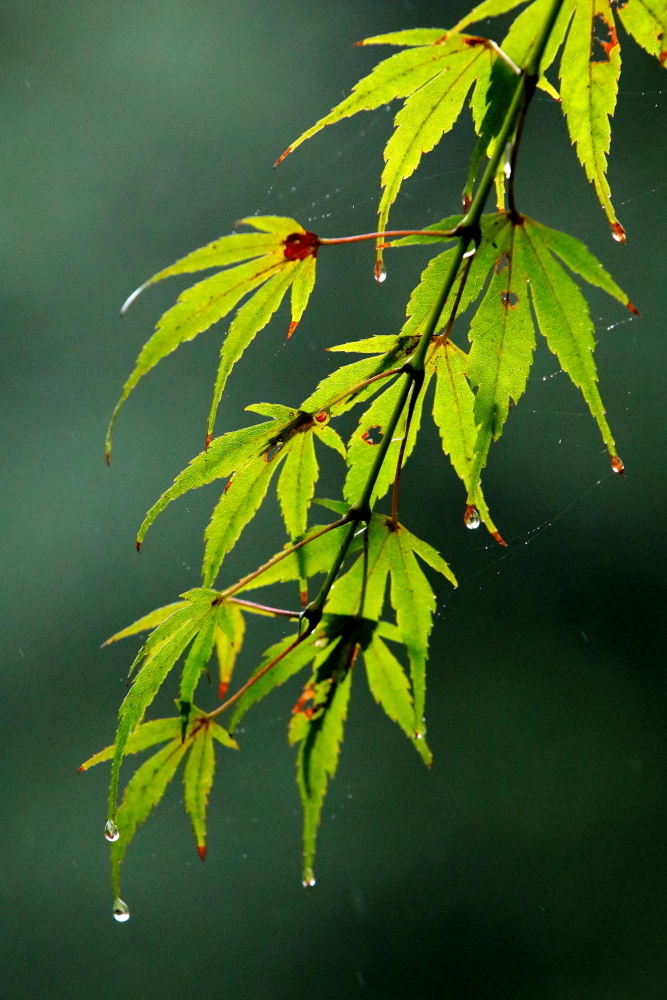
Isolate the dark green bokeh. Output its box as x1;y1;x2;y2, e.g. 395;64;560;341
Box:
1;1;666;997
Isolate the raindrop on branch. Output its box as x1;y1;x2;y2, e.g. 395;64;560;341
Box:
112;898;130;922
302;868;316;888
104;820;120;842
464;505;480;529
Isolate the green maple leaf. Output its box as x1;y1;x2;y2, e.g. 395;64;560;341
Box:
387;211;635;506
288;618;367;885
135;406;344;582
107;217;319;460
616;0;667;65
325;514;456;743
276;31;515;270
105;587;220;820
83;710;237;900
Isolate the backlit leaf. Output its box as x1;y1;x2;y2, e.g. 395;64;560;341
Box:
108;217;318;458
363;634;432;765
518;218;618;455
344;373;430;506
277;429;319;539
467;215;535;503
560;0;623;239
79;718;182;771
452;0;531;32
229;633;319;731
136;420;278;547
291;630;357;882
206;265;301;439
214;602;246;699
203;451;287;587
377;40;491;244
101;602;189;647
108;589;218;818
183;720;215;859
276;36;469;163
236;521;360;594
111;737;189;897
617;0;667;64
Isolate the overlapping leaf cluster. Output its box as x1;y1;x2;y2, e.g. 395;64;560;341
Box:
85;0;658;917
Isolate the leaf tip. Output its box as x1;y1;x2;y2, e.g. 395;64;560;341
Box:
627;301;639;316
301;867;316;888
218;681;229;700
105;449;111;467
492;531;508;547
611;222;626;244
611;455;624;476
197;845;207;861
273;146;293;168
77;764;84;773
136;539;142;553
287;319;299;340
120;283;147;315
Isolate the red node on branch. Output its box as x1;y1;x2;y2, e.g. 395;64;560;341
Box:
283;231;320;261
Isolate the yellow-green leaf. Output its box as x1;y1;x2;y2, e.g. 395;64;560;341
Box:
183;721;216;859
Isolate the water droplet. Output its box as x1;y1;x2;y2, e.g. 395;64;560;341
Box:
374;261;387;284
464;505;480;530
611;455;624;475
611;222;626;243
302;868;316;888
104;820;120;842
112;898;130;922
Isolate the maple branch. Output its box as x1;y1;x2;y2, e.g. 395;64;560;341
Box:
208;635;304;721
390;376;421;529
216;515;351;602
319;228;456;246
315;366;404;415
302;0;567;626
228;597;302;619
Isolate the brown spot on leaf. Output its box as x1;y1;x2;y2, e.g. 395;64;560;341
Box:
283;231;320;261
500;291;519;308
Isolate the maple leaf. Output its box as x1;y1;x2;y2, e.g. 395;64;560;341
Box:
106;216;319;460
135;404;345;582
386;211;635;507
276;31;518;273
325;514;456;744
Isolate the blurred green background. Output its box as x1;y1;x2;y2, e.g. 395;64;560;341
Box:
1;1;666;997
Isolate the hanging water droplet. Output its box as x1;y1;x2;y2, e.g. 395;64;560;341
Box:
611;455;624;475
464;505;480;530
374;261;387;284
112;898;130;922
302;868;316;888
104;820;120;842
